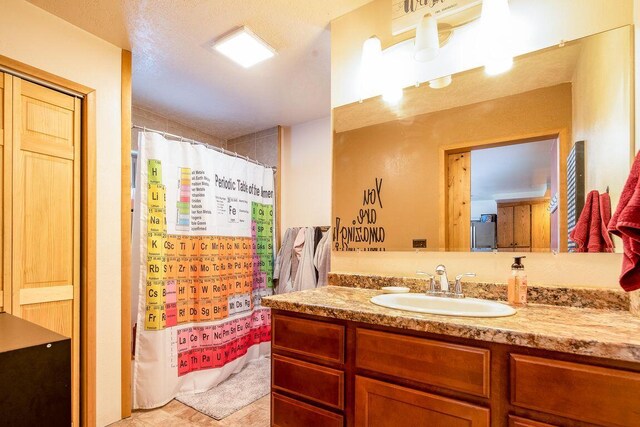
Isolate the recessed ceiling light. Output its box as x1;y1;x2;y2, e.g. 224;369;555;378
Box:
212;26;276;68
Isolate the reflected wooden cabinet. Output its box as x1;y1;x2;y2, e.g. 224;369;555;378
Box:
0;72;80;423
498;200;549;252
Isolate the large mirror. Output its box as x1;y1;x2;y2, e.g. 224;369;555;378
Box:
332;25;632;253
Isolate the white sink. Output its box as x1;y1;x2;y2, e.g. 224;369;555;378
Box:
370;293;516;318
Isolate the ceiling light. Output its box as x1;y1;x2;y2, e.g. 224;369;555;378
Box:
480;0;513;75
213;26;276;68
429;75;452;89
414;14;440;62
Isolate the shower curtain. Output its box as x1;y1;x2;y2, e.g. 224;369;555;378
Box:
132;131;274;408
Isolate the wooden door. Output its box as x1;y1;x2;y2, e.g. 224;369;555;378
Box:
11;78;80;423
530;202;550;252
513;204;531;250
447;152;471;251
355;376;489;426
0;73;10;313
497;206;513;250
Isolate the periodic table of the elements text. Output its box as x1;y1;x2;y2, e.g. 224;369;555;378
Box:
145;159;273;376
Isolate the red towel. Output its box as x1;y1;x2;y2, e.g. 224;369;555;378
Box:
599;192;614;251
609;152;640;291
570;190;614;253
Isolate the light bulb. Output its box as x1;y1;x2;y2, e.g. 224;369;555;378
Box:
359;36;383;100
414;14;439;62
480;0;513;76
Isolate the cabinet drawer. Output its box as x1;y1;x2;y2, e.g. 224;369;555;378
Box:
510;354;640;426
273;315;344;364
356;328;490;397
355;376;489;427
508;416;556;427
272;392;343;427
272;354;344;410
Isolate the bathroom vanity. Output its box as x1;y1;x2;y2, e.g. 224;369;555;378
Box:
263;285;640;427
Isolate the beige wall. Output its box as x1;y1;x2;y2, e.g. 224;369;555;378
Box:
0;0;123;424
281;116;332;232
572;26;633;254
330;0;635;288
333;85;572;251
331;0;634;107
132;106;226;150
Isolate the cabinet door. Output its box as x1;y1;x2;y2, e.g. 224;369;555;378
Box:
355;376;489;427
497;206;513;249
11;78;80;422
530;202;550;252
513;205;531;249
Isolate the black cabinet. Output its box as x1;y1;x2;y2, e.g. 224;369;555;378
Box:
0;312;71;426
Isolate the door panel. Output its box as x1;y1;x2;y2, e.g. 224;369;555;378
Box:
497;206;513;249
22;152;73;286
447;152;471;251
12;77;80;424
531;202;550;252
513;205;531;248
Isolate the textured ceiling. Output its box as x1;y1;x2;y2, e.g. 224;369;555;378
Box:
26;0;373;139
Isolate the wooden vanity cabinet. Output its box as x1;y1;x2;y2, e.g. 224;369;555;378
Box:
270;311;640;427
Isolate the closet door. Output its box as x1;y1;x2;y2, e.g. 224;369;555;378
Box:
0;73;9;313
11;78;80;421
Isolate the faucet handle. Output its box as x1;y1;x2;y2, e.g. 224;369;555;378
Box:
416;271;438;294
452;273;476;297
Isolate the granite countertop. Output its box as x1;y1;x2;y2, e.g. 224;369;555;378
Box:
262;286;640;363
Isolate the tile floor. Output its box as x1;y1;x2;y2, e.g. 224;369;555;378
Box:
110;395;270;427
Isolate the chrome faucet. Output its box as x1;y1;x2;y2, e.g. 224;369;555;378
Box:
418;265;476;298
435;264;449;293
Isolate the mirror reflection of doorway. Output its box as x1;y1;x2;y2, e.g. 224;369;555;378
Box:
446;137;559;253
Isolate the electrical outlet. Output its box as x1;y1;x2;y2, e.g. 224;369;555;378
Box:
413;239;427;248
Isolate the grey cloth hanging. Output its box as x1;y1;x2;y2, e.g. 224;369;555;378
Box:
274;227;298;294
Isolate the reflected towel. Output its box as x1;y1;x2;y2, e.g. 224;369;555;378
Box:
314;229;332;287
570;190;614;253
608;152;640;291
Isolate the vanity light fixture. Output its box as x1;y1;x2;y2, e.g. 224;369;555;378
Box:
212;26;276;68
480;0;513;75
414;13;440;61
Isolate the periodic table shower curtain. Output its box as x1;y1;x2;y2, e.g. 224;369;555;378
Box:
132;131;273;409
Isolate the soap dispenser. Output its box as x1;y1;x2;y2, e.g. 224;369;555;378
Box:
508;256;528;307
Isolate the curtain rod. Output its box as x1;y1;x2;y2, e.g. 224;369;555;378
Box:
131;125;277;170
